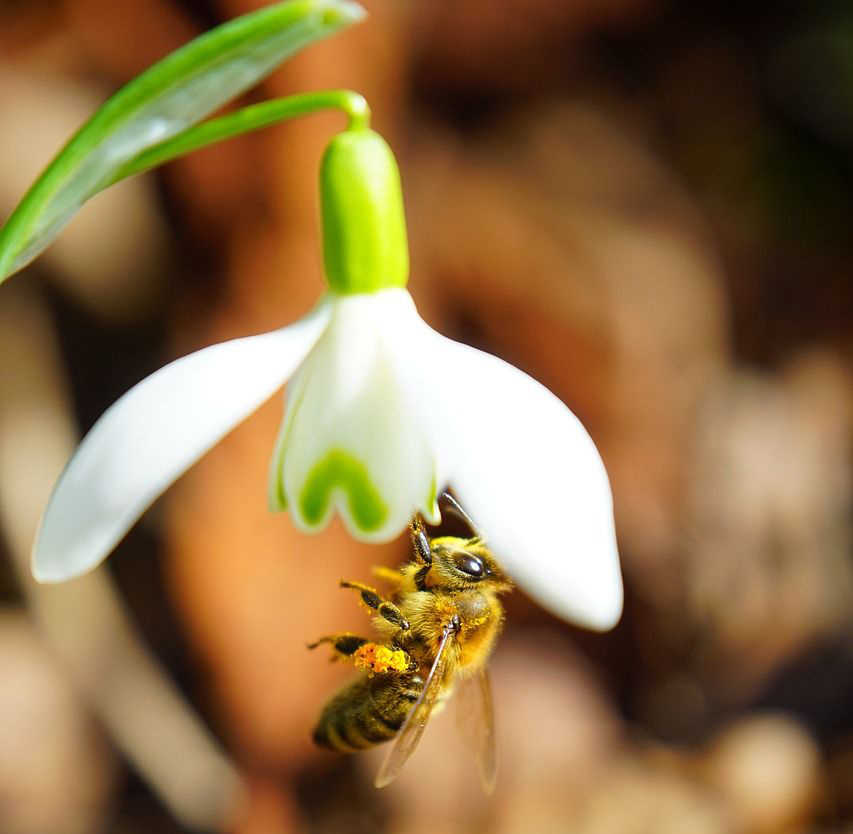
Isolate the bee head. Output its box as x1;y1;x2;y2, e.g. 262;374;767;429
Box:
426;536;512;593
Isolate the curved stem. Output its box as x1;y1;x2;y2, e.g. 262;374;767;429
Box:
110;89;371;185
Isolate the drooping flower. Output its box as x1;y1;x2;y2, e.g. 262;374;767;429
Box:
32;126;623;631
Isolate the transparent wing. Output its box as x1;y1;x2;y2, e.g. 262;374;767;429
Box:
375;624;456;788
455;667;497;794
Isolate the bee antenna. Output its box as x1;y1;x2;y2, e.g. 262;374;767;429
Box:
440;492;482;537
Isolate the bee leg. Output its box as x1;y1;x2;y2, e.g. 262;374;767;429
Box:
372;565;404;587
309;635;415;675
410;517;432;591
410;517;432;566
376;602;409;630
307;634;369;658
340;580;410;631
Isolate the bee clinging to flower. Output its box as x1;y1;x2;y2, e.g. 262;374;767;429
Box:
310;496;511;791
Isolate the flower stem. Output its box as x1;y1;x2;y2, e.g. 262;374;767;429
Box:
109;89;371;185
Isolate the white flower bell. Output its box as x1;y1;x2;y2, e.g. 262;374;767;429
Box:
32;127;624;631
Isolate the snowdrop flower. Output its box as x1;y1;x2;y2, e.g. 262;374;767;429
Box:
33;127;623;631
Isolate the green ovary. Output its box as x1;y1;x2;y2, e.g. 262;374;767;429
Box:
299;448;388;532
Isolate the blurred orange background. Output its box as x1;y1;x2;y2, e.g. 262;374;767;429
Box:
1;1;852;832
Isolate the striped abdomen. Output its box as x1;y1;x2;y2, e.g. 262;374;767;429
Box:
313;673;421;752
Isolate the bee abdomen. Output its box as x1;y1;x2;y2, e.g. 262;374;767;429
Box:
313;709;400;753
313;676;417;752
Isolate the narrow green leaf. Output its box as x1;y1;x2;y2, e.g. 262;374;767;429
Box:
0;0;365;284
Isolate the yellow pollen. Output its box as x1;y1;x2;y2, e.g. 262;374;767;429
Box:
353;643;410;675
463;613;490;631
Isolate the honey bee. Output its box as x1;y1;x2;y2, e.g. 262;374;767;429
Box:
309;495;512;791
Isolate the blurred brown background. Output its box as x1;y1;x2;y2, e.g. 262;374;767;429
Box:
1;0;852;832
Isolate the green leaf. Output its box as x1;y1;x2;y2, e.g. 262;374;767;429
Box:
0;0;365;284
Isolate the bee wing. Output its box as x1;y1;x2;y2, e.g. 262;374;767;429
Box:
374;624;456;789
455;667;497;794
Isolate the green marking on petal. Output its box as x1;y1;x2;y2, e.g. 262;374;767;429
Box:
269;367;312;513
425;473;439;519
268;421;288;511
274;455;288;510
299;448;388;531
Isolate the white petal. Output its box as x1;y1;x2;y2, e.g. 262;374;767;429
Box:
271;290;439;540
33;300;331;582
411;325;623;631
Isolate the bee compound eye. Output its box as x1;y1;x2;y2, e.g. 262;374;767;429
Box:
453;552;485;578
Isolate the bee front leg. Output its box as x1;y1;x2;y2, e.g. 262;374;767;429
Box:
410;517;432;566
410;517;432;591
309;635;415;675
340;580;410;631
307;634;369;658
